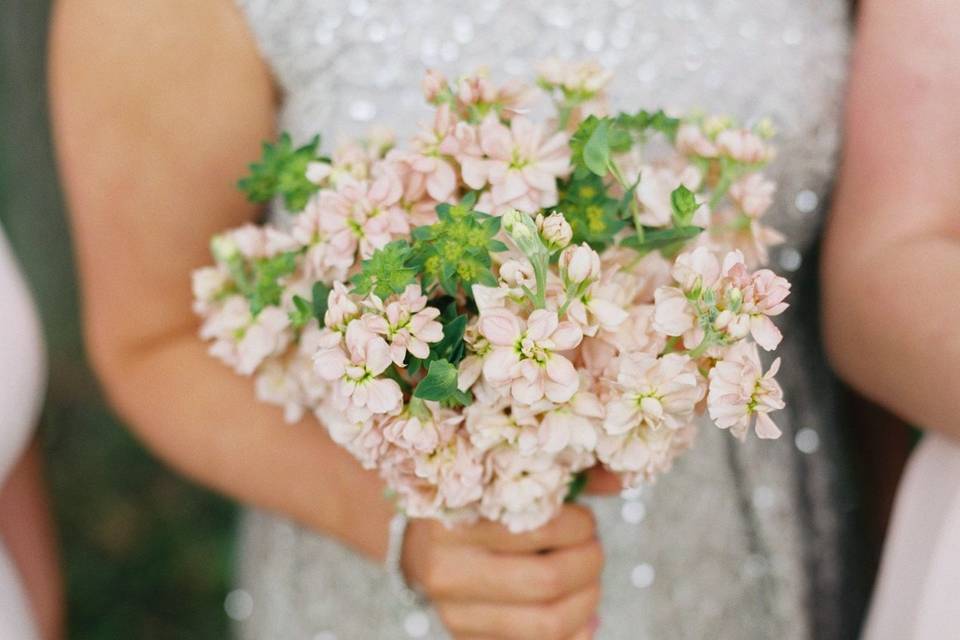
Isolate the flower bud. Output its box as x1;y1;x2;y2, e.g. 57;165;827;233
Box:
502;209;547;260
422;69;447;103
499;259;536;289
537;212;573;252
559;243;601;285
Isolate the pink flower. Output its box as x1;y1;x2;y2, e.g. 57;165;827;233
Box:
722;252;791;350
323;282;360;332
317;173;410;268
480;448;570;533
537;387;603;454
479;308;583;404
312;321;403;417
596;423;694;482
634;164;704;227
564;278;630;338
708;341;784;440
383;403;460;454
676;123;718;158
422;69;448;102
559;243;601;285
466;115;570;214
716;129;773;164
729;174;775;218
321;411;389;469
363;284;444;366
465;402;539;454
604;353;703;435
653;286;695;337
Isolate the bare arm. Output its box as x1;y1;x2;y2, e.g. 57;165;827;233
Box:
49;0;394;560
0;440;63;640
823;0;960;438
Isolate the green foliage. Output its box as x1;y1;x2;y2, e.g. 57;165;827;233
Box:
225;251;299;316
670;184;699;227
412;359;472;406
621;225;703;256
238;133;326;212
350;240;419;299
614;109;681;141
410;195;506;296
556;173;625;250
571;111;679;180
289;281;332;328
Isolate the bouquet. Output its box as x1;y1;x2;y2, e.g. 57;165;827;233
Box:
192;61;791;533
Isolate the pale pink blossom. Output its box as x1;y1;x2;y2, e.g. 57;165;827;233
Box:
564;280;630;338
559;243;601;285
721;252;791;350
652;286;696;337
422;69;448;102
322;411;389;469
479;308;583;404
538;387;603;454
464;402;539;455
466;115;570;214
191;266;229;314
323;282;360;332
634;164;704;227
708;341;784;440
480;448;570;533
596;423;694;483
255;359;308;423
676;123;718;157
313;321;403;417
729;174;775;218
716;129;773;164
536;58;613;95
498;259;537;290
363;284;444;366
316;173;410;268
604;353;703;435
536;212;573;251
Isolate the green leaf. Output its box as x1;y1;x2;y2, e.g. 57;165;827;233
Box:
238;133;324;213
582;119;611;176
670;185;699;227
413;359;461;402
621;225;703;255
350;240;418;299
311;282;332;325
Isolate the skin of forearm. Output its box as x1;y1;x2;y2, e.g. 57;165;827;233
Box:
0;440;64;640
824;231;960;438
95;331;395;561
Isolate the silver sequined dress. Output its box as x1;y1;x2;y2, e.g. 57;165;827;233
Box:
232;2;867;638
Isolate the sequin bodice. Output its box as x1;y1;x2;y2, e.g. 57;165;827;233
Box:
233;2;865;639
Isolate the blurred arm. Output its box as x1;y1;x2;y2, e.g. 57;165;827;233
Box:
0;440;63;640
49;0;394;560
822;0;960;438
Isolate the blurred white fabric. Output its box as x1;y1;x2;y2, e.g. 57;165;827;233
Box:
864;433;960;640
0;226;45;640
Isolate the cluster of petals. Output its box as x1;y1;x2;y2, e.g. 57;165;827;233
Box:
462;115;571;214
478;308;583;405
708;341;785;440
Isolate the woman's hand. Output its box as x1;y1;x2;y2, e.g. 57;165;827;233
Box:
403;505;603;640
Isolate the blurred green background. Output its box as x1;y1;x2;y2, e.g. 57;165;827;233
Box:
0;2;235;638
